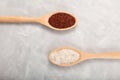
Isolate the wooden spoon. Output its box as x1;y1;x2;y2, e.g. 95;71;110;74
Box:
0;11;77;30
48;46;120;67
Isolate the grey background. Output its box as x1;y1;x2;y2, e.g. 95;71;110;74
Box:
0;0;120;80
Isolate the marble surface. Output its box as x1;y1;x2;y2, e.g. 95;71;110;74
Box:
0;0;120;80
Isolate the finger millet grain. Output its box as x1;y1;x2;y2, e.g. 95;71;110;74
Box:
48;12;75;29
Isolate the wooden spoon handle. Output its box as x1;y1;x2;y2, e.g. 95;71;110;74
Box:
0;16;36;23
88;52;120;59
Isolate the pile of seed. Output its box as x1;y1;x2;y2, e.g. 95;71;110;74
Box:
51;49;80;64
48;12;75;29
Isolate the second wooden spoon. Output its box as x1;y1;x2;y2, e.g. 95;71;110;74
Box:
49;46;120;67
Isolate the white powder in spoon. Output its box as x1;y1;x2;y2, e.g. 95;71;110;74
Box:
51;49;80;64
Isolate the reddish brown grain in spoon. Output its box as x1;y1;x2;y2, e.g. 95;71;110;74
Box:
0;11;77;30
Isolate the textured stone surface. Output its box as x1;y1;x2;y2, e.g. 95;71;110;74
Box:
0;0;120;80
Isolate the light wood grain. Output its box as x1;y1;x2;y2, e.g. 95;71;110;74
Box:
49;46;120;67
0;11;77;31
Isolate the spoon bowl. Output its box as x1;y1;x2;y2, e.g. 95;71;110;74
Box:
36;11;77;31
48;46;88;67
49;46;120;67
0;11;77;31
